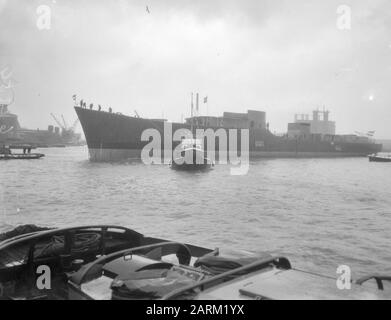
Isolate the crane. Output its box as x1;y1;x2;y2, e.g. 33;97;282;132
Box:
51;113;80;133
61;115;68;130
51;113;66;130
50;113;81;144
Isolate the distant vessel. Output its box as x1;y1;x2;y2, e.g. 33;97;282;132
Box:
0;145;45;160
75;100;382;162
0;102;83;147
170;138;214;171
368;153;391;162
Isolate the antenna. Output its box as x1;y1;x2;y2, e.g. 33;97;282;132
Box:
191;92;194;118
190;93;194;134
196;93;199;115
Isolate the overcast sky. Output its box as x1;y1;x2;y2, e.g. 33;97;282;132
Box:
0;0;390;137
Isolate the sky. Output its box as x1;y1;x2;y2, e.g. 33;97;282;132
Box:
0;0;390;138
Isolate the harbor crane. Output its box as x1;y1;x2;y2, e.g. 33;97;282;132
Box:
51;113;79;132
61;115;67;130
50;113;81;144
50;113;65;131
50;113;80;135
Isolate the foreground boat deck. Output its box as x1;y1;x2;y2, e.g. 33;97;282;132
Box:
1;225;390;300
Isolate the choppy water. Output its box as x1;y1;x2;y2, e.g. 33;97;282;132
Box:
1;146;390;279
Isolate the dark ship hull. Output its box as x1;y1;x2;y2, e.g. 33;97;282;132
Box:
75;107;382;162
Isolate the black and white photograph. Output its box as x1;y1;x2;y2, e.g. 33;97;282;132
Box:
1;0;391;306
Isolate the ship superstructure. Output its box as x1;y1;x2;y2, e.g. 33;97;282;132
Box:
288;109;335;137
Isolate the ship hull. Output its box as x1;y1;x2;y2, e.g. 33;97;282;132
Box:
87;148;378;162
75;107;383;162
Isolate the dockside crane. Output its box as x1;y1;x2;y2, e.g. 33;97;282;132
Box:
61;115;68;130
50;113;79;132
50;113;81;144
50;113;65;131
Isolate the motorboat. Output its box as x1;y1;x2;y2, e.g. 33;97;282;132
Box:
0;225;390;300
170;139;214;171
368;153;391;162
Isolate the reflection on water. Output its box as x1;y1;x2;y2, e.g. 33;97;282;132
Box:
1;146;391;278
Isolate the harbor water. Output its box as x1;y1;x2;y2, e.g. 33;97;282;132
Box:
1;146;390;279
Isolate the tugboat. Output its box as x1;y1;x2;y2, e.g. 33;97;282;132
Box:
0;145;45;160
170;138;214;171
0;224;390;300
368;153;391;162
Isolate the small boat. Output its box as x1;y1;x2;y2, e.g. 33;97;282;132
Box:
0;145;45;160
368;153;391;162
0;224;390;300
170;138;214;171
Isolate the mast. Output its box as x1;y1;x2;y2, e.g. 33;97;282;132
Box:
191;92;194;118
190;92;194;134
196;93;199;115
